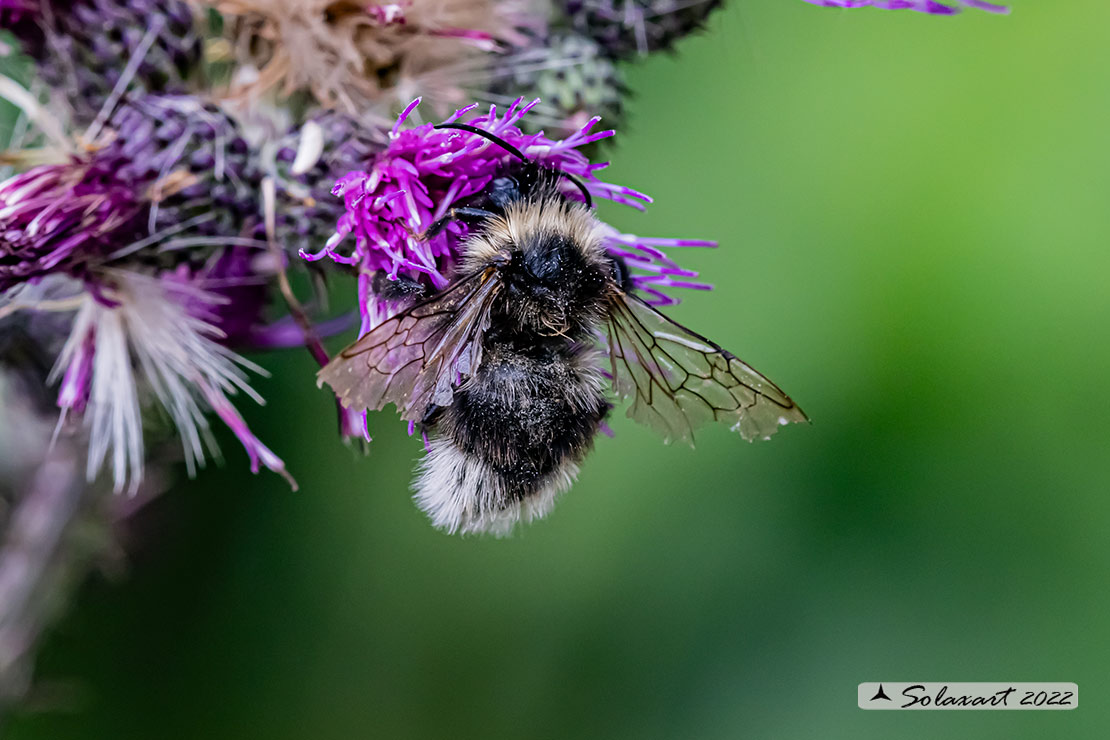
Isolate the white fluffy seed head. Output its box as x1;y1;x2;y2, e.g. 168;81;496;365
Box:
50;270;268;494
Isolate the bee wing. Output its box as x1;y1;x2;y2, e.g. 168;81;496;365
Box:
319;269;501;422
604;290;809;444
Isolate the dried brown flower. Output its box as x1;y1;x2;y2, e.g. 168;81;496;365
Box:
205;0;529;122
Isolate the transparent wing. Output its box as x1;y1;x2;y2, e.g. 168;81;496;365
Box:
318;269;500;423
605;291;808;444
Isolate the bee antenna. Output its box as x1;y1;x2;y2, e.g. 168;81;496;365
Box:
434;122;530;163
434;122;595;209
560;172;594;210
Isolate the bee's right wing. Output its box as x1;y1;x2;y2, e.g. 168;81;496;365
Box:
604;289;809;445
318;269;501;422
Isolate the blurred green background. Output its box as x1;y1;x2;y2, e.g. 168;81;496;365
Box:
8;0;1110;737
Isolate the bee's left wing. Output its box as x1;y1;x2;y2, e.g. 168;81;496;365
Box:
319;269;501;423
604;290;808;444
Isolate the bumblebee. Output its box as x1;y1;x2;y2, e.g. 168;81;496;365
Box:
320;124;807;535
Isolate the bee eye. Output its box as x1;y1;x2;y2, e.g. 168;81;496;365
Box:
488;176;521;209
609;255;634;292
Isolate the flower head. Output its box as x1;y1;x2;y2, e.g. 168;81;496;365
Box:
0;158;146;292
270;111;384;257
47;270;292;491
4;0;203;125
484;31;627;140
310;96;714;340
207;0;529;123
801;0;1009;14
1;95;262;289
560;0;724;59
0;91;298;492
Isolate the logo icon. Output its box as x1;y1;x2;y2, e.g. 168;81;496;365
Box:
870;684;892;702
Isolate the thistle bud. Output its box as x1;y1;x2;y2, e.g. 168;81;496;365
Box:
560;0;723;60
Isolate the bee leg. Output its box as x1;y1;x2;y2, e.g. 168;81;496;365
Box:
420;403;445;429
420;207;497;241
371;270;428;302
416;404;446;455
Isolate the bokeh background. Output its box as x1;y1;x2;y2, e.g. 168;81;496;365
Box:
6;0;1110;737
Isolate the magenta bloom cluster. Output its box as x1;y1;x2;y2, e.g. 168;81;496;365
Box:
0;95;261;296
307;97;714;334
0;159;144;293
802;0;1008;13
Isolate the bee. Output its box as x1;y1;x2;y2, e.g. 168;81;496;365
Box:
319;123;808;535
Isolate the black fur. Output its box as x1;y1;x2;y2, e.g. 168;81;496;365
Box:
421;134;614;514
429;221;611;504
497;230;610;337
439;339;607;501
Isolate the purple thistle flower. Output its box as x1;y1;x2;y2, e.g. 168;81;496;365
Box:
1;95;263;291
0;158;146;293
801;0;1009;15
0;93;298;493
309;97;714;340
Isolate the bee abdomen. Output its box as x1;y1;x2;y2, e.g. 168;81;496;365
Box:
412;342;607;535
414;439;581;536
